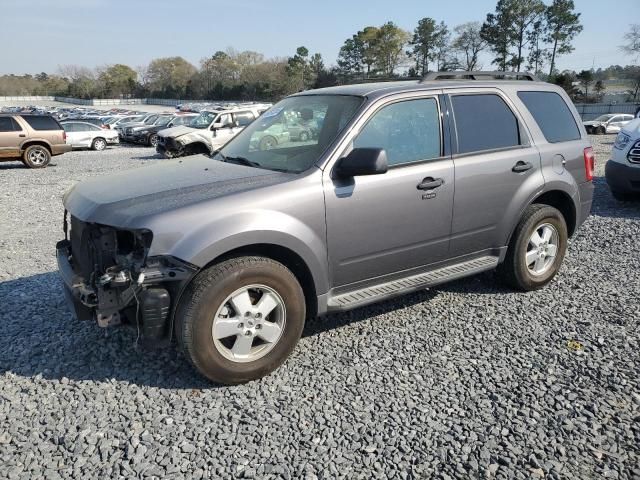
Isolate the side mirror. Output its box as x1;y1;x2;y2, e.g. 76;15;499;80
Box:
211;122;223;130
334;148;388;178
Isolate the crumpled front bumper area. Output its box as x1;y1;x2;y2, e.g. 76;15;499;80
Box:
56;217;197;341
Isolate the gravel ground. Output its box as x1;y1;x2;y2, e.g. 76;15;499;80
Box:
1;136;639;480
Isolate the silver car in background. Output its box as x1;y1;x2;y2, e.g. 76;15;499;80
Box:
61;121;119;151
583;114;635;135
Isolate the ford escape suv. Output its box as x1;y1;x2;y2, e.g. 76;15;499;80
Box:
57;72;594;384
0;114;70;168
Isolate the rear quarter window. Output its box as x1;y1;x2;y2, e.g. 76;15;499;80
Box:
21;115;62;131
517;91;581;143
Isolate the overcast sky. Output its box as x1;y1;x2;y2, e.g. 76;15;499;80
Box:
1;0;637;75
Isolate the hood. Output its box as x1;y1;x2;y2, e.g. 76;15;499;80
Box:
63;155;292;227
621;118;640;137
583;121;603;127
158;125;198;138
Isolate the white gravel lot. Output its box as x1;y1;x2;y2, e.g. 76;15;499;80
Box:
0;136;638;480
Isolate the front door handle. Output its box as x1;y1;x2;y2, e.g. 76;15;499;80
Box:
512;161;533;173
417;177;444;190
18;134;26;137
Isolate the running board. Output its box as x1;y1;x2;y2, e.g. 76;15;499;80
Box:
327;255;499;311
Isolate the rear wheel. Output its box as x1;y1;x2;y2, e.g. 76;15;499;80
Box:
91;137;107;151
597;126;606;135
176;256;306;384
22;145;51;168
497;205;568;291
148;134;159;147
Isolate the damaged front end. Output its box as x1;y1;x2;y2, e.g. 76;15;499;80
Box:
56;213;197;342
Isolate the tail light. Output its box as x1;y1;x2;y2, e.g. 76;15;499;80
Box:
583;147;595;181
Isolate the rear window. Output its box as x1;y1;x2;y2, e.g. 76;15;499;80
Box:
517;91;580;143
0;117;21;132
21;115;61;131
451;94;521;154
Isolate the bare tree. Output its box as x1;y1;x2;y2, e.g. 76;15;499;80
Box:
620;24;640;60
452;22;487;71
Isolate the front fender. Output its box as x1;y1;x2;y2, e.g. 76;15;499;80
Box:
161;210;330;295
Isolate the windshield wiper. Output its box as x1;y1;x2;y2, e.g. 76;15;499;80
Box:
223;156;263;168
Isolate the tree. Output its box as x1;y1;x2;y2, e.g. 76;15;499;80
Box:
58;65;97;98
287;46;313;91
481;0;517;71
552;71;579;100
620;24;640;60
452;22;487;71
97;64;137;97
545;0;583;77
576;69;594;102
336;27;380;79
408;17;439;76
510;0;546;71
434;22;452;71
526;19;548;74
373;22;410;76
145;57;197;98
594;80;605;101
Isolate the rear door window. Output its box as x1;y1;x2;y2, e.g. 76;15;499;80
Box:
234;111;256;127
22;115;61;131
517;91;581;143
450;94;521;154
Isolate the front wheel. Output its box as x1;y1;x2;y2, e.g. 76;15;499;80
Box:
259;135;277;151
148;134;159;147
176;256;306;384
497;205;568;291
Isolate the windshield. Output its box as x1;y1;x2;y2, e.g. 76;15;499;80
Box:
144;115;158;125
594;114;614;122
214;95;363;174
189;112;217;129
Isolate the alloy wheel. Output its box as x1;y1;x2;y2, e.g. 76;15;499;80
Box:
211;284;286;363
525;223;559;276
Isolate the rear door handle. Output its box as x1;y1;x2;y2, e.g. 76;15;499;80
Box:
417;177;444;190
18;134;26;137
512;161;533;173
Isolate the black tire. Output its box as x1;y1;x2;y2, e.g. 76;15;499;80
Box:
176;256;306;384
597;126;606;135
91;137;107;151
611;189;637;202
497;204;568;291
299;131;309;142
148;134;159;147
22;145;51;168
259;135;277;151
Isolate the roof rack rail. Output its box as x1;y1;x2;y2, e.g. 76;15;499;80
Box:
420;71;539;83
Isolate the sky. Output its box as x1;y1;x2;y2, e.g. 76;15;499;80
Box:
0;0;637;75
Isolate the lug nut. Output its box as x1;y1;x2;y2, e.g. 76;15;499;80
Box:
255;324;262;330
238;323;244;329
245;331;252;336
255;313;262;318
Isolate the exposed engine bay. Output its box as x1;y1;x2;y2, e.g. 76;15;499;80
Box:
56;213;197;341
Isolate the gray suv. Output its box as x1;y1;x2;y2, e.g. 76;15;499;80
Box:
57;72;594;384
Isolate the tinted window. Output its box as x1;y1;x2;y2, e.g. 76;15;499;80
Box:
451;94;520;154
354;98;441;166
22;115;61;131
62;123;76;132
234;111;255;127
0;117;20;132
518;91;580;143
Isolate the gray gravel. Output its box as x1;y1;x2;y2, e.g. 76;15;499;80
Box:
1;137;639;479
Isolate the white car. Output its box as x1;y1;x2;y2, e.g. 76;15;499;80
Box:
61;121;119;151
583;114;635;135
605;118;640;200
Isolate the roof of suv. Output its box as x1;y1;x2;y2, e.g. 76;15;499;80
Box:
296;79;555;99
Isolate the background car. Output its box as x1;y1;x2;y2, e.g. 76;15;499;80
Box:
583;114;635;134
605;118;640;200
61;121;119;151
130;113;197;146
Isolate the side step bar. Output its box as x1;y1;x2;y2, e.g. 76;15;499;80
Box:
327;255;499;311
